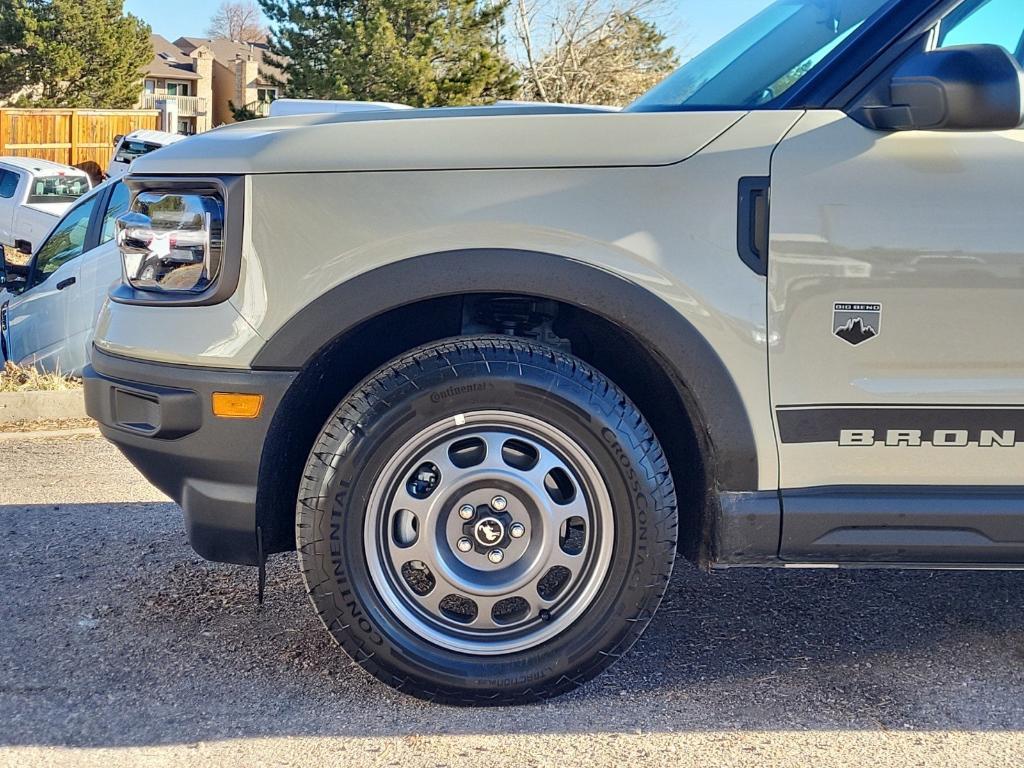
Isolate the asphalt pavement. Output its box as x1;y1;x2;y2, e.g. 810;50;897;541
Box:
1;434;1022;767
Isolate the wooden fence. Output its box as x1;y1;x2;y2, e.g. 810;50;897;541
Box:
0;108;160;183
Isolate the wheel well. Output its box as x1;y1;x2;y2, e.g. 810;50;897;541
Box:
255;294;714;564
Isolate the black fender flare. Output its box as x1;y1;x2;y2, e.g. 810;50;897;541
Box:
251;248;759;491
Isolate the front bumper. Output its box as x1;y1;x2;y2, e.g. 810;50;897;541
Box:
84;347;297;565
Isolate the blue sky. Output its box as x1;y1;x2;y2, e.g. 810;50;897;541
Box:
124;0;776;59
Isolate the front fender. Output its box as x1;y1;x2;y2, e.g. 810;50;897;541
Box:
250;248;760;492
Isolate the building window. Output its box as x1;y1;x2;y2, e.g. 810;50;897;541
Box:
257;87;278;103
177;119;194;135
144;79;156;94
166;81;191;97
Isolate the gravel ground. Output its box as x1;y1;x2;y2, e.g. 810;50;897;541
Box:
0;418;95;433
1;435;1023;767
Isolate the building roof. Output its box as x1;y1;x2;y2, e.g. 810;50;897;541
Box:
145;34;201;81
174;36;286;84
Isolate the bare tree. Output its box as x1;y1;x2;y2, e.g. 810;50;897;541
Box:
511;0;679;106
206;0;267;43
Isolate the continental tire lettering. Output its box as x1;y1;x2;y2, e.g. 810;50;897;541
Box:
334;585;384;647
429;381;494;404
330;480;350;564
601;426;650;591
479;666;557;687
325;478;384;646
330;520;343;561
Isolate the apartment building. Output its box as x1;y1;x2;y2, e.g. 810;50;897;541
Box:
140;34;286;134
140;35;214;134
173;37;286;126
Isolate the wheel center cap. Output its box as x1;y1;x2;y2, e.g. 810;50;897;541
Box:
473;517;505;547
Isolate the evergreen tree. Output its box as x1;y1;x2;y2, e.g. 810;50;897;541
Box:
259;0;519;107
0;0;152;109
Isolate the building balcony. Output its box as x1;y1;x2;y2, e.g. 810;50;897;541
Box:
141;94;208;117
240;99;272;117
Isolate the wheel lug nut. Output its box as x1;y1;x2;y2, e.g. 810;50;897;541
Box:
457;537;473;553
509;522;526;539
487;548;505;564
490;495;508;511
458;504;475;520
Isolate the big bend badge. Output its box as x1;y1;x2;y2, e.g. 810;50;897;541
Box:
833;302;881;346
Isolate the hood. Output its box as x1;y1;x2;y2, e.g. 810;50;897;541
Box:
125;128;188;147
130;104;746;176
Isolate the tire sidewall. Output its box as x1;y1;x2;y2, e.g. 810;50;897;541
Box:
299;341;673;700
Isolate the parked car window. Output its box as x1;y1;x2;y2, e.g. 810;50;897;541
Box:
100;183;130;245
938;0;1024;63
114;140;162;165
0;170;18;199
26;175;90;205
30;197;97;287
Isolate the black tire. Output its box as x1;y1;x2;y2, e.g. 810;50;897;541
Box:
296;336;677;704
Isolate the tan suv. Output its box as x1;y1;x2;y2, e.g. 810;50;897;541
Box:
85;0;1024;704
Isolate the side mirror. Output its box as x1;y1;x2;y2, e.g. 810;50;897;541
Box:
0;250;28;293
112;134;124;147
857;44;1024;131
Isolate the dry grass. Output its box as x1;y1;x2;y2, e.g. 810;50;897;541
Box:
0;361;82;392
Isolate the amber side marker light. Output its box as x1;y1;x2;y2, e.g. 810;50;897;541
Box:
212;392;264;419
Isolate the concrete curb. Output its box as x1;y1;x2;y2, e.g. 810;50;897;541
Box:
0;390;87;424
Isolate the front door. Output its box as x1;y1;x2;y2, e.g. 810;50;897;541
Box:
768;0;1024;562
6;194;100;373
75;183;128;370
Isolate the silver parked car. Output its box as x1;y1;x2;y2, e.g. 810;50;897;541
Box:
1;180;127;374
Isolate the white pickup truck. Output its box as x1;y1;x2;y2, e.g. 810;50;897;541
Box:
0;157;92;254
107;130;186;179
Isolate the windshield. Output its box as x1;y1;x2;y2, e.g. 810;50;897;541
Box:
27;174;90;205
629;0;897;111
114;140;163;165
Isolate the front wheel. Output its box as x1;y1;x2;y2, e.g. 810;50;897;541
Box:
296;336;677;704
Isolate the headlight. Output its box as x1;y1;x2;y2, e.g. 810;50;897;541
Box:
116;191;225;294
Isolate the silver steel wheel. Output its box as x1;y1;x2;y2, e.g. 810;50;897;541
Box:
364;410;615;655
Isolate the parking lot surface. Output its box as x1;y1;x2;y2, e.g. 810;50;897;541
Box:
1;434;1023;767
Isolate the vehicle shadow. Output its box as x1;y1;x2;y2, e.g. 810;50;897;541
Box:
1;501;1023;748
